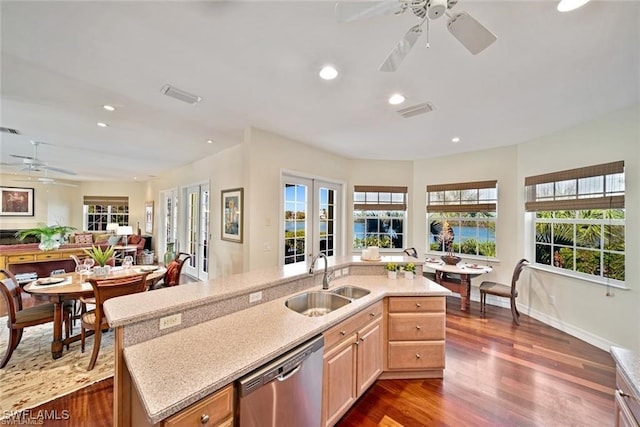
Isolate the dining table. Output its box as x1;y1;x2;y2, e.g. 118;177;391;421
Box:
24;265;166;359
424;259;492;311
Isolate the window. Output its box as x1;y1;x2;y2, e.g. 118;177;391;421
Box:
525;161;625;284
353;186;407;250
83;196;129;231
426;181;497;257
283;175;342;265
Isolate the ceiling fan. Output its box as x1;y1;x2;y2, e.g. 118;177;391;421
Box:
335;0;497;72
2;140;76;176
13;172;78;188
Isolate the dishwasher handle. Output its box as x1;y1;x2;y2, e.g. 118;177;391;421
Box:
277;363;302;382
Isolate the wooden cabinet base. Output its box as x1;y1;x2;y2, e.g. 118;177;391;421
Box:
378;369;444;380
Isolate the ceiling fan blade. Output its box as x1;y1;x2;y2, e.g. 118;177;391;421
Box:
447;12;497;55
42;165;77;175
10;154;36;160
379;24;422;72
335;1;407;23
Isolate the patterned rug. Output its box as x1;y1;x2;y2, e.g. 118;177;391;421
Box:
0;317;114;418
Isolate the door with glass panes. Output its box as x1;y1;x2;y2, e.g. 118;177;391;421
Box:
182;183;210;280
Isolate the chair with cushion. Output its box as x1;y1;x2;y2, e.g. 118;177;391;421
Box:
153;252;192;289
81;272;149;370
479;258;529;325
0;269;71;368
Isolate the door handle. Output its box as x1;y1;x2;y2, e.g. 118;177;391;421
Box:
277;364;302;381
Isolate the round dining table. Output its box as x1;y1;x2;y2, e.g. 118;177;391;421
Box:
424;260;492;311
24;266;165;359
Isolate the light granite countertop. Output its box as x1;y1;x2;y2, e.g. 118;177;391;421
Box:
123;274;450;424
611;346;640;398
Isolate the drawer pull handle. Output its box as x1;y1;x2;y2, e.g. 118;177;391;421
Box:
416;303;421;308
416;353;421;359
340;330;346;336
360;337;366;342
416;325;421;330
369;312;375;317
617;389;631;399
200;414;210;424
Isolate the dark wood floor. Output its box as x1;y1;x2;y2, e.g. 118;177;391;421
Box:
25;296;616;426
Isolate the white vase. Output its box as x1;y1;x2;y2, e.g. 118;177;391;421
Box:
387;271;397;279
93;265;111;277
405;271;414;279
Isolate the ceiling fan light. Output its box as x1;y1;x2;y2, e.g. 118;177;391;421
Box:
388;94;405;105
319;65;338;80
557;0;591;12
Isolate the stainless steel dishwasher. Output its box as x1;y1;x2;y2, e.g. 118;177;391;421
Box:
237;335;324;427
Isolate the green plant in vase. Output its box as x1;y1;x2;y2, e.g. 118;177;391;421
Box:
15;223;76;251
385;262;398;279
83;245;115;276
403;262;416;279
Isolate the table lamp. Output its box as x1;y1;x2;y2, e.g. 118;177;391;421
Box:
116;226;134;246
106;223;119;234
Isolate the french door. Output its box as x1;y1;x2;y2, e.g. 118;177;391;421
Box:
282;174;342;265
182;183;210;280
159;188;178;260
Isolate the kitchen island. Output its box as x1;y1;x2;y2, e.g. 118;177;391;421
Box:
104;256;451;426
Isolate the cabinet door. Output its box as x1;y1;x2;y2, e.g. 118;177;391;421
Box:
356;318;382;397
322;335;357;427
163;384;233;427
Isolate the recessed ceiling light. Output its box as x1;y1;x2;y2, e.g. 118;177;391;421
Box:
103;105;115;111
97;122;108;127
207;139;214;144
388;94;405;105
452;137;461;143
557;0;590;12
319;65;338;80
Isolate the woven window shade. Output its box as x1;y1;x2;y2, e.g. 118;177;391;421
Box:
83;196;129;207
524;161;625;212
426;180;497;213
353;185;407;211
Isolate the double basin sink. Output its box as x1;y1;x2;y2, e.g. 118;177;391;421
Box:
285;286;370;317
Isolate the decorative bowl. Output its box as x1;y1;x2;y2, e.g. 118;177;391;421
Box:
441;255;462;266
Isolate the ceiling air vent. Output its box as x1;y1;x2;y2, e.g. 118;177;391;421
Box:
161;84;202;105
397;102;435;119
0;127;20;134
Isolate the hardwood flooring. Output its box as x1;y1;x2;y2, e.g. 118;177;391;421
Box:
26;296;616;426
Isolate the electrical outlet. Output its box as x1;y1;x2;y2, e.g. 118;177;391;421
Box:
334;269;342;278
249;291;262;303
263;243;271;252
159;313;181;330
549;295;556;306
342;268;349;276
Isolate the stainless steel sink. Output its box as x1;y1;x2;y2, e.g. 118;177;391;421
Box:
285;291;351;317
331;286;371;300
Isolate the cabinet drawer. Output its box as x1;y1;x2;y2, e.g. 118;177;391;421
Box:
617;369;640;424
163;384;233;427
324;300;383;350
388;341;445;370
388;296;444;313
7;254;35;263
35;253;62;261
388;313;445;341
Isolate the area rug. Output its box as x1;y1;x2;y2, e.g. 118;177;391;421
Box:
0;317;114;417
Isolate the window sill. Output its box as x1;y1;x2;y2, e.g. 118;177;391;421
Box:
527;264;628;290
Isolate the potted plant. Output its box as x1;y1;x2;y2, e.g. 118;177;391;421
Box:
83;245;115;276
385;262;398;279
15;223;76;251
438;221;462;265
403;262;416;279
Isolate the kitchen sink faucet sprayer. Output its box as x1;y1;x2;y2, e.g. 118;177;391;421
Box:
309;253;331;290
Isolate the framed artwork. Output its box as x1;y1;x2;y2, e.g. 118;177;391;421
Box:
221;188;243;243
144;201;154;234
0;186;34;217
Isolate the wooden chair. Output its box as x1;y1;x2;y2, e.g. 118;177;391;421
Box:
479;259;529;325
153;252;192;289
81;272;149;370
0;269;71;368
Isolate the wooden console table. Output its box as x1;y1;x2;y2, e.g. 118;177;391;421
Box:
0;246;93;278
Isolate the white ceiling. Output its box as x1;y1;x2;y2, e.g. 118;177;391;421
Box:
1;1;638;182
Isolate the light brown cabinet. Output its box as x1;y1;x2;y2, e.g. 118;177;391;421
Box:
615;369;640;427
384;296;445;378
322;300;383;427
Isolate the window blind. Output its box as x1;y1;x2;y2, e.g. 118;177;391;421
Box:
524;161;624;211
426;180;497;213
353;185;407;211
83;196;129;207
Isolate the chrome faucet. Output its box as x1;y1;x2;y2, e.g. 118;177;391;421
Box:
309;253;331;290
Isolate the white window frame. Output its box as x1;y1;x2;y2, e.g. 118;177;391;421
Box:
353;186;407;253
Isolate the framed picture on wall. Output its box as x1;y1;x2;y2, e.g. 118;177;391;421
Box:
144;201;154;234
221;188;243;243
0;186;34;217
